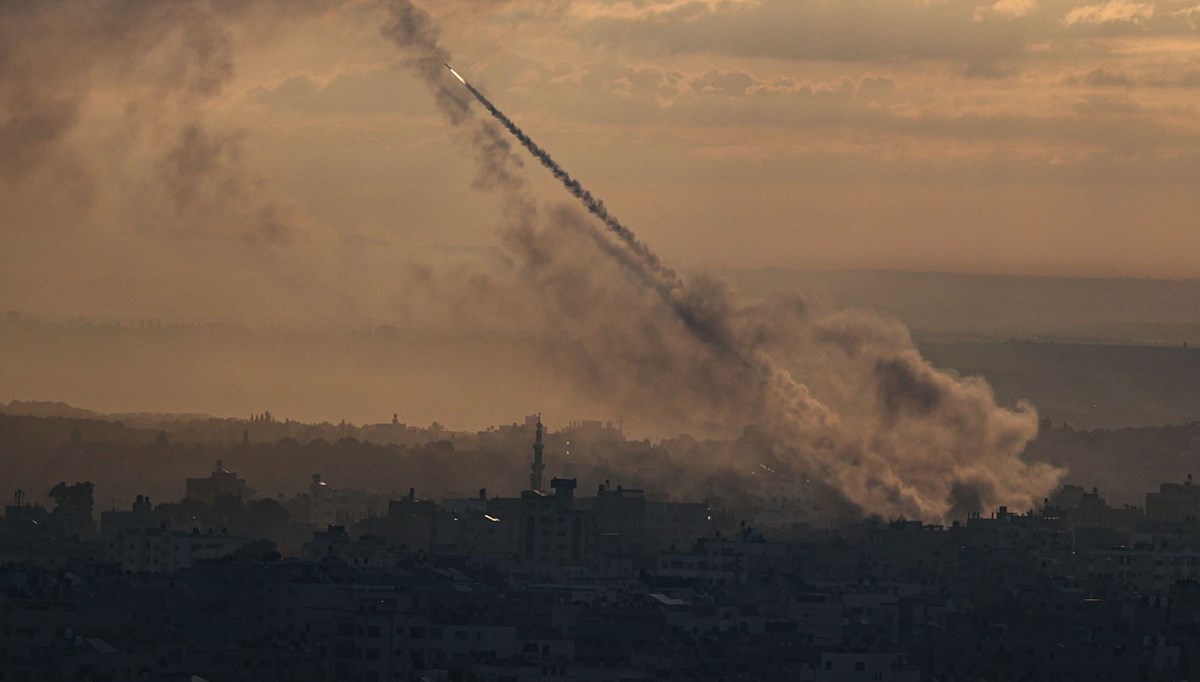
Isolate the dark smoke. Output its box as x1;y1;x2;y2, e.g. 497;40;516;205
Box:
875;356;946;423
384;0;1065;523
380;4;527;195
0;1;312;244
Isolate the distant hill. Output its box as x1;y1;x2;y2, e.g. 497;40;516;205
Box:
721;269;1200;345
918;340;1200;430
1;400;100;419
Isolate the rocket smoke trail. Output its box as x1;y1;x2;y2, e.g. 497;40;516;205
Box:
384;1;1064;523
445;63;754;362
446;65;678;285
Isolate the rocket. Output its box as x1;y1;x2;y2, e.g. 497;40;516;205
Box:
444;62;466;85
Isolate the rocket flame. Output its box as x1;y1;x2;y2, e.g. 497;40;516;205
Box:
448;67;465;84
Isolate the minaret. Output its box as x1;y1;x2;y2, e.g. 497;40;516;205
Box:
530;416;545;492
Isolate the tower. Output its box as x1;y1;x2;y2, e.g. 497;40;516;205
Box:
530;416;545;492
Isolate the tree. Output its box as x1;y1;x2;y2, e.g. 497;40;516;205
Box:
48;481;94;537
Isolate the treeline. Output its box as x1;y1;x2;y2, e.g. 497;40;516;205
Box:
12;412;1197;519
0;400;472;448
0;413;816;516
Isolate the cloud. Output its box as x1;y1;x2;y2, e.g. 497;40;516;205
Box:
1077;67;1136;86
690;70;760;96
248;66;432;116
1065;0;1155;25
1176;1;1200;26
579;0;1030;69
975;0;1040;21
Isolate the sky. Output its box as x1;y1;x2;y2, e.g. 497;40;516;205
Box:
2;0;1200;325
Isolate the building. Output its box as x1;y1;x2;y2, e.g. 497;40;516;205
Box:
105;527;254;573
1146;475;1200;522
306;473;381;527
99;495;165;535
520;479;595;566
185;459;249;504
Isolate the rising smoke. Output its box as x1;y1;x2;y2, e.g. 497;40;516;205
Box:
382;0;1064;523
0;1;364;321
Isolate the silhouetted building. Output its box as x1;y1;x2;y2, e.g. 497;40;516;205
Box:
48;481;95;538
100;494;165;535
1146;475;1200;522
306;473;380;527
352;488;438;552
185;459;248;504
593;480;647;551
105;527;253;573
520;478;594;565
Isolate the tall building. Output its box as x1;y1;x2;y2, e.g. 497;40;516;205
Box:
519;478;594;565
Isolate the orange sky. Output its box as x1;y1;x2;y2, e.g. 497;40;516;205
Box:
3;0;1200;322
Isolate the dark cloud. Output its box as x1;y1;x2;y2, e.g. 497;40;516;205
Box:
690;70;758;96
0;81;79;182
1081;67;1136;87
1069;66;1200;90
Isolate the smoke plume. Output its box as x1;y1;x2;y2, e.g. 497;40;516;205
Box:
0;1;370;322
382;0;1063;523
